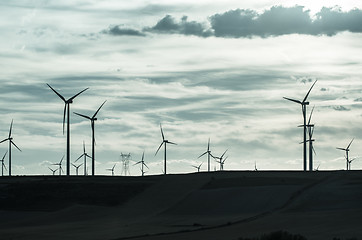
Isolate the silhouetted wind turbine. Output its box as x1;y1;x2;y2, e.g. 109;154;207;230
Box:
314;163;321;171
198;138;214;172
75;141;92;176
155;124;176;175
214;149;228;171
192;162;203;172
284;80;317;171
254;161;258;171
1;151;7;176
134;151;148;176
337;139;354;170
47;84;88;176
48;167;57;176
0;120;21;176
348;157;356;170
107;163;116;176
72;162;83;176
74;100;106;176
52;155;64;176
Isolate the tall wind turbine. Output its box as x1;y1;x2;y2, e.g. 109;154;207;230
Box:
74;100;106;176
155;124;176;175
284;80;317;171
198;138;214;172
47;84;88;176
53;155;64;176
48;167;57;176
0;120;21;176
337;138;354;170
107;163;116;176
1;151;7;176
75;141;92;176
134;151;148;176
214;149;228;171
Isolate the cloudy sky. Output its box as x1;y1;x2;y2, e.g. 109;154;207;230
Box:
1;0;362;175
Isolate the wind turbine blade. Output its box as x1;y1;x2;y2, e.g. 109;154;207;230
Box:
47;84;66;102
302;80;317;103
223;156;228;163
71;163;76;168
134;161;142;165
60;155;64;164
85;153;92;159
283;97;302;104
0;139;8;144
308;106;315;125
1;151;7;160
207;138;210;151
312;146;316;155
155;142;164;156
142;151;145;161
336;147;346;151
68;87;89;102
74;112;91;120
92;100;107;118
3;163;7;171
9;119;13;138
11;141;22;152
75;154;84;162
199;162;203;168
198;151;207;159
221;149;228;158
347;138;354;150
168;141;177;145
160;124;165;140
63;104;67;134
83;141;86;153
144;163;149;169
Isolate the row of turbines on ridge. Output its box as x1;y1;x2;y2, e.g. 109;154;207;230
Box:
0;81;358;176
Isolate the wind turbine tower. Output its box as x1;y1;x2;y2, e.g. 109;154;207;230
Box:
155;124;177;175
74;100;106;176
0;120;21;176
284;80;317;171
1;151;7;176
47;84;88;176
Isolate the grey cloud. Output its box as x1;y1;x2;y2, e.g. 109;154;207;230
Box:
354;98;362;102
144;15;213;37
102;25;146;37
333;105;350;111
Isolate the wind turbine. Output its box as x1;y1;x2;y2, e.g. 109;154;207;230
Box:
337;139;354;170
254;161;258;171
198;138;214;172
155;124;176;175
299;106;316;171
0;120;21;176
72;162;83;176
75;141;92;176
284;80;317;171
52;155;64;176
348;158;356;170
47;84;88;176
74;100;106;176
214;149;228;171
48;167;57;176
134;151;148;176
192;162;203;172
107;163;116;176
1;151;7;176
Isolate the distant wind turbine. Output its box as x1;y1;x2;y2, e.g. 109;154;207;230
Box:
74;100;106;176
337;138;354;170
48;167;57;176
155;124;176;175
214;149;228;171
134;151;148;176
198;138;214;172
47;83;88;176
348;158;356;170
0;120;21;176
52;155;64;176
72;162;83;176
254;161;258;171
75;141;92;176
284;80;317;171
107;163;116;176
1;151;8;176
192;162;203;172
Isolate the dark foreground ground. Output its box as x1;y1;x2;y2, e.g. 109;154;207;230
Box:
1;170;362;240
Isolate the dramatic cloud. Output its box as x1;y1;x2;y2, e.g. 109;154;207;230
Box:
104;6;362;38
102;25;146;37
144;15;213;37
